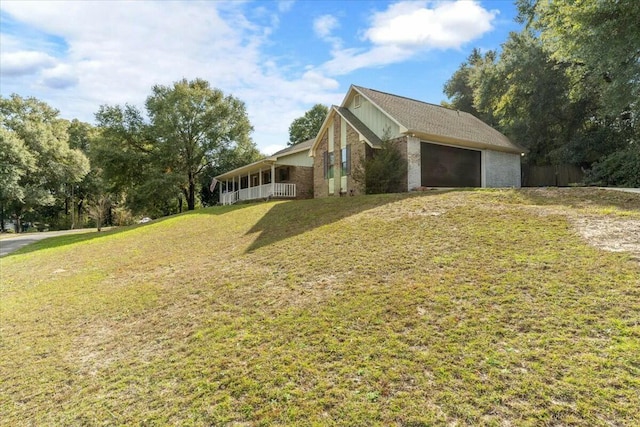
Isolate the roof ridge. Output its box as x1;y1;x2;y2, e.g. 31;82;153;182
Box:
354;85;459;113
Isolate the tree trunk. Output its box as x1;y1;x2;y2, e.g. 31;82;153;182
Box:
77;199;84;228
187;173;196;210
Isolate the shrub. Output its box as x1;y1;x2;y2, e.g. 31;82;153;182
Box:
586;142;640;187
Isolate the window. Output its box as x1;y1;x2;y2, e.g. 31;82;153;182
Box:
324;152;334;179
278;167;290;182
354;94;361;108
341;146;351;175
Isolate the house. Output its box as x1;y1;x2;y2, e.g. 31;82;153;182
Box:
309;85;525;197
216;138;314;205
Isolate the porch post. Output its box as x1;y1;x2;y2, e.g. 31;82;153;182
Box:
259;168;263;198
271;164;275;197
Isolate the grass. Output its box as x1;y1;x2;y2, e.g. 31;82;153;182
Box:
1;188;639;426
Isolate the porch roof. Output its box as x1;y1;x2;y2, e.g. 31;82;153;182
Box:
215;138;314;180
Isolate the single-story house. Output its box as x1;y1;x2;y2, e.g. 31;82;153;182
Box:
215;138;314;205
309;85;525;197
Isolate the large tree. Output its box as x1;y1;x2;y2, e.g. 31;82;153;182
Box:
95;78;254;212
0;95;89;231
288;104;328;146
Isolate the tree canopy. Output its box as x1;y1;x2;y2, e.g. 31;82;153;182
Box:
0;95;90;231
95;78;256;213
288;104;328;146
444;0;638;185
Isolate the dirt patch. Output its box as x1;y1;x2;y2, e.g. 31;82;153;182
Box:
572;216;640;260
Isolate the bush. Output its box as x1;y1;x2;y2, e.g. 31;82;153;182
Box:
586;142;640;187
352;129;407;195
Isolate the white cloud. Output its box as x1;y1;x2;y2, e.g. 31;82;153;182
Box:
39;64;78;89
278;0;295;13
0;0;342;152
313;14;338;38
0;51;56;76
316;0;497;76
365;0;497;48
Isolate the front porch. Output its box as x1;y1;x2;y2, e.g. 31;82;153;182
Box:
218;161;298;205
215;139;315;206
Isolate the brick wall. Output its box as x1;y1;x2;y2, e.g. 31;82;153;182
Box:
290;166;314;199
347;123;366;196
313;130;329;198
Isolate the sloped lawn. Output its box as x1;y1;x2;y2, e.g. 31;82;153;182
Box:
1;189;639;426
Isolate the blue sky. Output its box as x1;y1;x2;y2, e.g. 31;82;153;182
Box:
0;0;521;154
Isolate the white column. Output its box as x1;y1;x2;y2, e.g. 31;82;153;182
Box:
271;164;275;196
259;168;263;197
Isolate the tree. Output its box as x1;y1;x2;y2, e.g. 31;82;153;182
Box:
147;78;253;210
0;128;35;231
443;48;497;125
517;0;640;121
95;78;254;212
0;95;89;232
288;104;328;145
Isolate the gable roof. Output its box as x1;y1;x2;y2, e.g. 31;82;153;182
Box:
351;85;524;153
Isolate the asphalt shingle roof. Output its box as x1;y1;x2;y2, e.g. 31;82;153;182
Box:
270;137;315;157
353;86;523;153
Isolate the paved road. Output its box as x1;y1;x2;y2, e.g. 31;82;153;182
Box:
0;229;101;257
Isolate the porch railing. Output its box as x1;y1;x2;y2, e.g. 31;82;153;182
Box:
220;183;296;205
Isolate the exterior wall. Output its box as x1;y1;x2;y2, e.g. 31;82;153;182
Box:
346;122;366;196
276;150;314;167
274;165;314;199
289;166;314;199
313;129;329;198
348;95;400;139
406;136;421;191
483;150;521;188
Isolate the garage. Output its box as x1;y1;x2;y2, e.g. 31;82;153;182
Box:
421;142;481;187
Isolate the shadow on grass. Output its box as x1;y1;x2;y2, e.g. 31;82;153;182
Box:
242;191;452;253
2;203;248;259
518;187;640;211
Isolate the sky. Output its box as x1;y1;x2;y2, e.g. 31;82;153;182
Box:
0;0;521;155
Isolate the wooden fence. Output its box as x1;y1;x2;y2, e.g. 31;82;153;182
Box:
522;164;584;187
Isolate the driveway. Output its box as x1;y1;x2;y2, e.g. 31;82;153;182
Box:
0;229;102;257
598;187;640;194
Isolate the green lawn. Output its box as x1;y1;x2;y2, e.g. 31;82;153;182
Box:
1;189;639;426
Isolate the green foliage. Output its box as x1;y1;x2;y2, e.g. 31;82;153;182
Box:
353;131;406;194
288;104;328;145
0;127;35;203
586;142;640;187
95;78;256;214
0;95;90;231
445;1;639;185
519;0;640;120
514;0;640;182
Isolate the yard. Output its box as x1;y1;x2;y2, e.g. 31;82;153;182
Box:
1;188;639;426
